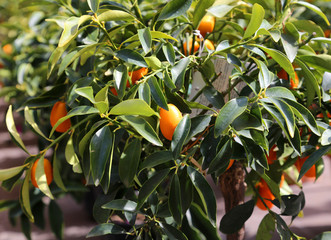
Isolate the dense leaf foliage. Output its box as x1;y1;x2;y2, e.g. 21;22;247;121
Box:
0;0;331;239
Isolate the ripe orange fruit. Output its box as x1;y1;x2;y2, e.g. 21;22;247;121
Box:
295;156;316;178
2;44;13;55
267;145;277;165
31;158;53;188
128;67;148;87
226;159;234;170
159;104;183;141
277;69;299;89
198;15;215;38
204;39;215;51
183;39;200;56
256;179;275;210
325;29;331;38
50;101;71;133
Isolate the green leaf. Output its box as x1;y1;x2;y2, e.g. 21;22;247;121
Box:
87;0;99;13
162;42;176;65
109;99;159;117
251;57;273;89
171;115;191;159
94;86;109;114
298;54;331;73
271;192;305;217
159;222;188;240
241;136;268;170
311;37;331;45
265;87;296;101
121;31;178;46
219;200;255;234
321;129;331;146
20;170;34;222
214;97;248;137
285;99;320;136
186;115;211;143
24;107;49;140
49;200;64;240
138;27;152;54
148;76;168;111
163;68;176;90
208;140;232;174
281;33;298;63
137;168;170;209
187;166;216;225
53;151;67;192
21;215;31;240
119;138;141;187
119;115;163;146
207;4;235;19
6;105;29;154
232;112;262;131
312;232;331;240
145;56;162;70
58;16;92;47
0;164;28;182
268;98;295;138
243;4;265;39
293;1;330;25
138;82;151;105
252;45;295;80
256;213;275;240
115;49;148;68
171;57;190;90
75;86;95;103
86;223;126;237
295;58;320;106
114;64;128;99
98;10;134;22
169;174;182;225
35;156;54;199
203;86;225;109
102;199;137;212
193;0;215;28
90;126;113;186
158;0;193;21
65;134;82;174
139;151;174;171
298;145;331;181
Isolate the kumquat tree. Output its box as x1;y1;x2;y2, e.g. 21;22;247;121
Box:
1;0;331;239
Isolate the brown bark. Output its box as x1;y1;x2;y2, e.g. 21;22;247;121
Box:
219;161;246;240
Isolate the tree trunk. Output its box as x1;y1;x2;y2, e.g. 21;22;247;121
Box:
219;161;246;240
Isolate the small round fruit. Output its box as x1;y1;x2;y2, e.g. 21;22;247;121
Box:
2;44;13;55
110;87;118;96
128;67;148;87
183;39;200;56
277;69;299;89
267;145;277;165
256;179;275;210
50;101;71;133
204;39;215;51
295;156;316;178
324;29;330;38
198;15;215;38
31;158;53;188
159;104;183;141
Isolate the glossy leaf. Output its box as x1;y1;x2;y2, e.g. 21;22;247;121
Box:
271;192;305;217
243;4;265;39
293;1;330;25
86;223;126;237
6;105;29;154
321;129;331;146
139;151;174;171
148;76;168;111
186;115;211;143
53;151;67;191
171;57;190;90
119;115;163;146
90;126;113;186
65;134;82;173
163;69;176;90
119;138;141;187
208;140;232;174
159;222;188;240
203;86;224;109
158;0;192;21
109;99;159;117
281;33;298;63
214;97;248;137
256;213;275;240
219;199;255;234
138;27;152;54
137;168;170;209
207;4;235;19
49;200;64;240
0;164;28;182
20;170;34;222
35;156;54;199
171;115;191;159
102;199;137;212
187;166;216;225
162;42;175;65
169;174;182;225
115;49;148;68
299;54;331;73
138;82;151;105
98;10;134;22
24;107;49;140
87;0;99;13
113;64;128;99
265;87;296;101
